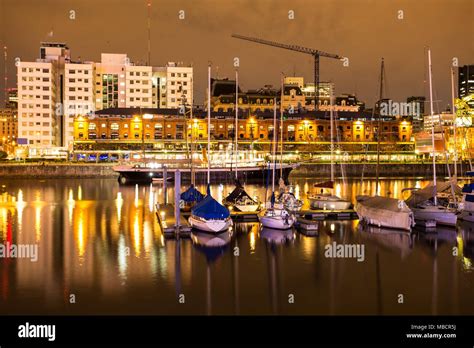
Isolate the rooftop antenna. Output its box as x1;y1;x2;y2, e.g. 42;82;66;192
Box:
147;1;152;66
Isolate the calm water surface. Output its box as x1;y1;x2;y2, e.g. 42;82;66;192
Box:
0;177;473;315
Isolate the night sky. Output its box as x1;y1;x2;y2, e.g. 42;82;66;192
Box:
1;0;473;109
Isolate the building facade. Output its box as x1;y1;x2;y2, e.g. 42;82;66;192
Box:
459;65;474;108
210;77;361;115
72;108;413;162
17;42;68;147
0;108;18;153
17;44;194;152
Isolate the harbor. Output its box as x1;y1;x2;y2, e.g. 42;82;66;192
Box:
0;177;473;316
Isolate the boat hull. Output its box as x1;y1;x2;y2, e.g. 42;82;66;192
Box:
309;195;352;210
355;196;415;231
412;206;458;227
232;203;260;212
188;215;233;233
459;210;474;222
258;209;295;230
114;164;294;185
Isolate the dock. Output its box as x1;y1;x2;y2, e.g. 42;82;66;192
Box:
298;209;357;220
155;203;191;237
295;216;319;236
180;208;356;221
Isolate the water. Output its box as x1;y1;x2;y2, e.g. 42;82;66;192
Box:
0;177;473;315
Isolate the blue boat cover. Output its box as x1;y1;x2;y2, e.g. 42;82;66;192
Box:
191;185;230;219
466;194;474;203
467;171;474;177
180;184;204;203
462;183;474;193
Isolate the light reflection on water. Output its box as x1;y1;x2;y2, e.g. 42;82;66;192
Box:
0;178;472;315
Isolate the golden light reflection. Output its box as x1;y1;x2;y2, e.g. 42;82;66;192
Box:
67;188;75;225
77;185;83;201
143;220;152;255
116;192;123;223
301;235;316;261
16;189;25;233
249;231;256;252
77;209;85;258
133;210;141;257
1;208;7;240
118;234;128;283
34;205;41;242
134;184;139;208
148;185;154;213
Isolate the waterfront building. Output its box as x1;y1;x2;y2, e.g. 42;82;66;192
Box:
17;44;194;154
210;77;361;115
0;108;18;152
17;42;69;148
72;107;414;162
459;65;474;108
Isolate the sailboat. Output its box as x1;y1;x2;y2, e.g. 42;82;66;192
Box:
355;58;415;231
409;49;458;227
180;184;204;212
309;86;351;210
188;65;232;233
224;69;261;213
258;98;296;230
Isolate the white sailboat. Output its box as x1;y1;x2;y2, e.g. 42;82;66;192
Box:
223;69;261;213
259;98;295;230
188;65;232;233
309;86;351;210
355;58;415;231
410;49;457;227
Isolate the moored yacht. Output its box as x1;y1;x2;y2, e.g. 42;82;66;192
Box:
355;195;415;231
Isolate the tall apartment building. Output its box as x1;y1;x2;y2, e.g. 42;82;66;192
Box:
152;63;193;109
17;43;69;147
17;45;194;150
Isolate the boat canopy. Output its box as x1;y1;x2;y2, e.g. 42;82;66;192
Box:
467;171;474;177
466;194;474;203
314;181;334;189
224;181;256;204
180;184;204;203
356;195;411;213
192;185;230;219
405;181;462;208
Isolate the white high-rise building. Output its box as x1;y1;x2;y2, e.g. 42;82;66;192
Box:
163;62;193;108
17;45;193;151
125;65;153;108
17;43;70;148
64;62;94;146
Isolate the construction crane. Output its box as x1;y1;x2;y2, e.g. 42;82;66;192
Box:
231;34;344;110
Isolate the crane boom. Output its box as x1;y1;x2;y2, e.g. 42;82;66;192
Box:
231;34;343;110
231;34;343;59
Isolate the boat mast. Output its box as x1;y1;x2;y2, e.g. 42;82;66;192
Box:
207;64;211;185
272;98;277;193
428;49;437;206
330;85;335;182
450;67;457;181
279;74;284;179
235;69;239;180
375;58;384;195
